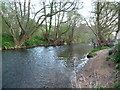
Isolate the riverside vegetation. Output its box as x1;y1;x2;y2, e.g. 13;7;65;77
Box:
87;40;120;89
1;0;120;89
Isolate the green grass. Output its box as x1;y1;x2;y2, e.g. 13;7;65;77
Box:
2;34;15;47
90;46;109;53
25;36;49;46
88;52;97;57
2;34;49;48
88;46;110;56
95;86;104;90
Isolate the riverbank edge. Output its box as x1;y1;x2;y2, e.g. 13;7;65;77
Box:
0;43;75;51
76;48;119;88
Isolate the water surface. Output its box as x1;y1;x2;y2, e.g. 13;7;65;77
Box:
2;44;92;88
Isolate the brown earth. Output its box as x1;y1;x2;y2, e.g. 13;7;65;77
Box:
76;49;119;88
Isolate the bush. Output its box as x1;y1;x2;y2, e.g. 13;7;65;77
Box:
110;42;120;64
112;54;120;63
108;50;113;55
114;81;120;88
2;42;15;47
115;63;120;69
25;36;48;46
114;43;120;52
105;57;111;61
2;34;15;47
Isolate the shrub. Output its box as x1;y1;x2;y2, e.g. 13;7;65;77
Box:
115;63;120;69
25;36;48;46
112;70;119;74
111;41;120;64
105;57;111;61
2;34;15;47
114;81;120;88
114;43;120;52
108;50;113;55
112;54;120;63
2;42;15;47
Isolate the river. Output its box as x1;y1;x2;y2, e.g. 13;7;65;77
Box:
2;44;92;88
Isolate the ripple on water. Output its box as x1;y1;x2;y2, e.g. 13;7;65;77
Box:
2;44;93;88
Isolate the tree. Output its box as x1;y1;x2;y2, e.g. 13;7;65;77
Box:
85;1;118;47
1;0;78;48
115;2;120;40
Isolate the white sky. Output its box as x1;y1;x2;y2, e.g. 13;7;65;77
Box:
29;0;120;18
0;0;120;21
1;0;120;18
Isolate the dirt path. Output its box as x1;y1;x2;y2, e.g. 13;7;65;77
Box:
76;49;118;88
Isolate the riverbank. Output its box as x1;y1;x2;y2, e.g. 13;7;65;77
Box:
76;48;119;88
0;43;69;51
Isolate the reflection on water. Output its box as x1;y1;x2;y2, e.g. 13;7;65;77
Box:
2;44;92;88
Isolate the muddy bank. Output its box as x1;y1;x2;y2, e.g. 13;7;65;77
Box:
76;49;118;88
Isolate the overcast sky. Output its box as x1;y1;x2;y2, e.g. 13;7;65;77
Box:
29;0;120;18
0;0;120;19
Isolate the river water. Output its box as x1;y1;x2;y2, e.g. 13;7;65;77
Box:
2;44;92;88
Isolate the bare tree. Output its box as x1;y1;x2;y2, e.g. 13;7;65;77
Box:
85;1;118;47
1;0;79;48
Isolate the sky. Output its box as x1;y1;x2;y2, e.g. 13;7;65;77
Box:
0;0;120;21
1;0;120;18
31;0;120;18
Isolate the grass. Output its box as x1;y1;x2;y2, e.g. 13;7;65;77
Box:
25;36;49;46
2;33;49;48
88;52;97;56
88;46;110;56
2;34;15;47
90;46;110;53
95;86;104;90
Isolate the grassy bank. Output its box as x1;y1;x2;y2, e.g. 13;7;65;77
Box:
87;41;120;89
2;34;50;49
87;46;110;58
105;42;120;88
